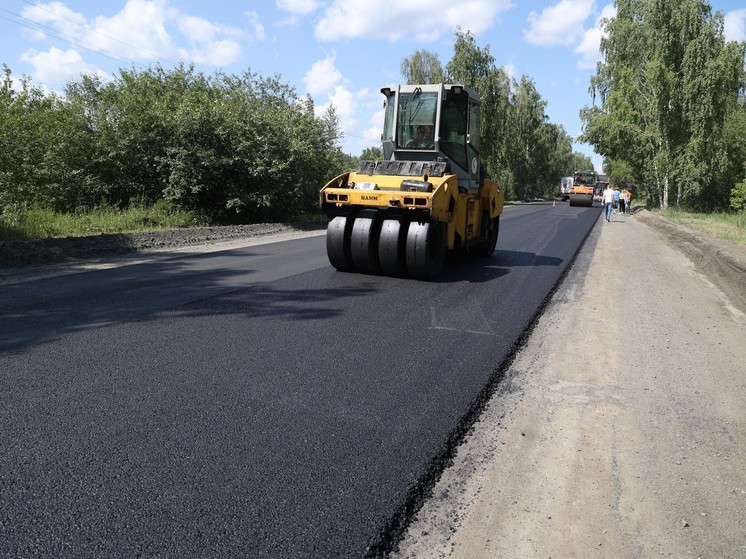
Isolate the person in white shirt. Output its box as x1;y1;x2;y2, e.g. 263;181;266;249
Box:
603;184;615;222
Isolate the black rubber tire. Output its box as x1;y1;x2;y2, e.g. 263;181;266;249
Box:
350;209;381;274
326;215;355;271
405;220;447;280
476;214;499;257
378;218;407;276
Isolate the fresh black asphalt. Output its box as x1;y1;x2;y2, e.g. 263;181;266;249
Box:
0;202;601;557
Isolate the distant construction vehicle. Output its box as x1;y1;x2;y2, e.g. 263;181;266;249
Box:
594;174;609;197
320;83;504;280
559;176;573;201
569;170;596;207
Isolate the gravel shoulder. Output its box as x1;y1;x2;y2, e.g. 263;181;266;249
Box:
392;209;746;558
0;222;326;270
0;222;326;284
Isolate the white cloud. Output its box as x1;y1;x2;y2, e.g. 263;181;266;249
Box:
178;15;226;44
503;62;517;83
314;0;513;43
522;1;615;70
275;0;320;26
276;0;321;16
177;14;247;65
574;4;615;69
244;11;266;43
302;54;379;153
20;47;104;86
20;1;88;38
327;85;357;126
316;85;371;152
339;88;387;153
85;0;181;61
19;0;252;77
524;0;595;46
724;9;746;42
362;105;386;149
303;55;343;97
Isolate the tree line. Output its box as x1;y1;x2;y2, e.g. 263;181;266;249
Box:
0;64;348;223
4;0;742;226
1;32;591;226
398;31;592;202
581;0;746;211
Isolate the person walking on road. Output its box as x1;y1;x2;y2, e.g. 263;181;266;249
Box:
623;189;632;213
603;184;614;222
612;187;621;214
618;189;627;214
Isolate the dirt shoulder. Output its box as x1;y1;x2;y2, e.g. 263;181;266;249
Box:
0;222;326;270
635;210;746;315
392;209;746;558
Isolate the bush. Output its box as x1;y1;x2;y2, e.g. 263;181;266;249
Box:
0;204;207;241
2;65;346;225
730;179;746;212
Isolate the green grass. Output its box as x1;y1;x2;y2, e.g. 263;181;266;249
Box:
5;204;742;247
0;202;207;241
658;209;746;246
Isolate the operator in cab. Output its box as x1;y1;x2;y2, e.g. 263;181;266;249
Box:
406;125;434;149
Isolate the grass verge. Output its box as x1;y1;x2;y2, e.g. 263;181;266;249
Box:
0;204;207;241
657;209;746;246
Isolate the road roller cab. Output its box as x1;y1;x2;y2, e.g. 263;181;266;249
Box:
320;83;504;280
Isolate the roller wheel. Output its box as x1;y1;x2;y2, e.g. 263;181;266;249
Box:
405;220;447;280
326;215;355;271
476;214;499;257
350;210;382;274
378;218;407;276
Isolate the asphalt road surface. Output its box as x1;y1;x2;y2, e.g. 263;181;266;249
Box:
1;202;600;558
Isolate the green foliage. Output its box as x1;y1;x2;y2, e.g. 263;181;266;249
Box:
400;50;445;84
435;31;585;200
0;64;347;224
605;158;639;192
360;146;384;160
731;177;746;211
0;65;95;214
659;208;746;244
569;153;595;175
582;0;746;211
0;202;205;241
444;31;514;197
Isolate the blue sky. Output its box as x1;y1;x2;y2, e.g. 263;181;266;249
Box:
1;0;745;173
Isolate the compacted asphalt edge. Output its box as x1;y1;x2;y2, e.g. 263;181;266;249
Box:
366;205;604;556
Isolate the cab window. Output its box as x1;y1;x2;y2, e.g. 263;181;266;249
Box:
439;91;468;171
397;91;437;149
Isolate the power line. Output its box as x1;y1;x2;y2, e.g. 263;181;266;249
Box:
0;4;182;73
18;0;179;65
0;9;145;70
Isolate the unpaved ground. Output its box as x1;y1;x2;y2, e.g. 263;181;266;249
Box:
392;210;746;558
0;222;325;269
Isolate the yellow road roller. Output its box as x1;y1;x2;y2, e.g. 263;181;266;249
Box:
568;170;596;207
320;83;504;280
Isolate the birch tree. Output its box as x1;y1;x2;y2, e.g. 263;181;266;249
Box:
583;0;745;209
